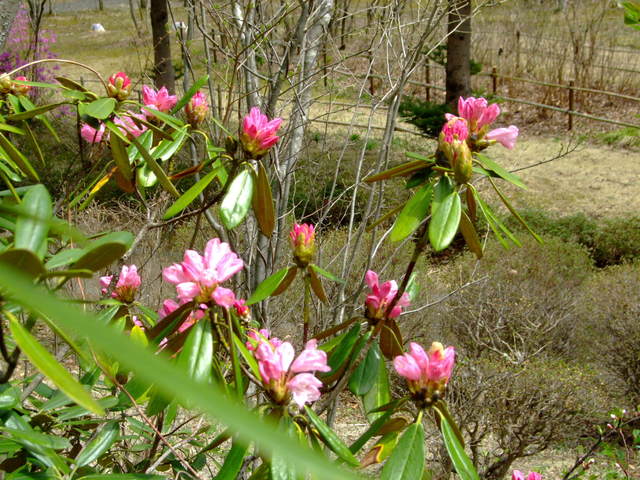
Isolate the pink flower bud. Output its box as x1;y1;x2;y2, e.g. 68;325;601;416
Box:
233;298;250;318
289;223;315;267
512;471;542;480
99;275;112;295
12;76;30;95
486;126;519;150
364;270;410;322
185;91;208;126
107;72;132;101
114;114;147;139
240;107;282;158
393;341;455;404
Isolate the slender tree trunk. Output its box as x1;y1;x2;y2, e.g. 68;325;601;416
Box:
150;0;175;93
445;0;471;107
97;0;104;10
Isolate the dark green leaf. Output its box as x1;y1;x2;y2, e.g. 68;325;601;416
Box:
14;185;51;258
390;183;432;242
5;103;62;121
75;420;119;467
110;132;133;181
429;191;461;252
325;324;361;377
304;406;360;466
77;475;166;480
163;169;217;219
246;267;289;305
0;249;45;277
349;405;395;454
362;353;391;422
1;427;71;450
0;132;39;181
437;409;480;480
253;162;275;236
380;422;425;480
129;135;180;198
73;231;134;271
475;153;527;189
177;320;213;384
172;75;209;114
349;343;382;396
213;438;249;480
220;170;254;229
459;210;483;259
81;98;116;120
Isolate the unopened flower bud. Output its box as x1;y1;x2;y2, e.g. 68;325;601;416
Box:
185;91;208;126
290;223;315;267
453;140;473;184
12;76;31;95
107;72;132;101
0;74;13;93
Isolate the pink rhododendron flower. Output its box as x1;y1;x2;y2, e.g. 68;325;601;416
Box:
158;298;205;334
364;270;410;321
393;341;455;403
107;71;132;101
81;123;107;143
162;238;243;307
457;96;500;133
100;265;141;302
512;471;542;480
185;91;208;126
142;85;177;115
486;125;519;149
240;107;282;158
250;331;330;408
114;114;147;139
289;223;315;266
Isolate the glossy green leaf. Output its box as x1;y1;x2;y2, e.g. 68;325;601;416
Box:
246;266;289;305
475;153;527;189
214;437;249;480
153;127;188;161
129;135;180;198
0;266;359;480
362;354;391;422
1;427;71;450
349;405;395;454
220;169;254;229
380;422;425;480
253;162;275;236
309;264;344;284
73;231;134;271
77;475;165;480
0;131;39;181
5;102;62;121
110;132;133;181
429;191;461;252
177;320;213;384
163;169;217;219
172;74;209;114
81;98;116;120
437;409;480;480
325;324;360;377
14;184;51;258
0;249;45;277
304;406;360;466
75;420;119;467
45;248;84;269
349;343;382;396
390;183;432;242
7;315;103;415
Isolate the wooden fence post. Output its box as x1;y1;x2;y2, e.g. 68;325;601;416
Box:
568;80;575;131
491;66;497;95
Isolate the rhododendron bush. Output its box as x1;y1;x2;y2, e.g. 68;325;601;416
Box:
0;57;546;480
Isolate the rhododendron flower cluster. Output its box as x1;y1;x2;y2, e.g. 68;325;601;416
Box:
512;470;542;480
394;341;455;405
100;265;141;303
185;91;208;126
142;85;177;116
107;72;132;101
290;223;315;267
439;115;473;183
248;330;330;408
240;107;282;158
364;270;410;321
162;238;243;308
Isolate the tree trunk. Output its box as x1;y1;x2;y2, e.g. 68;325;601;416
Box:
97;0;104;10
445;0;471;107
150;0;175;93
